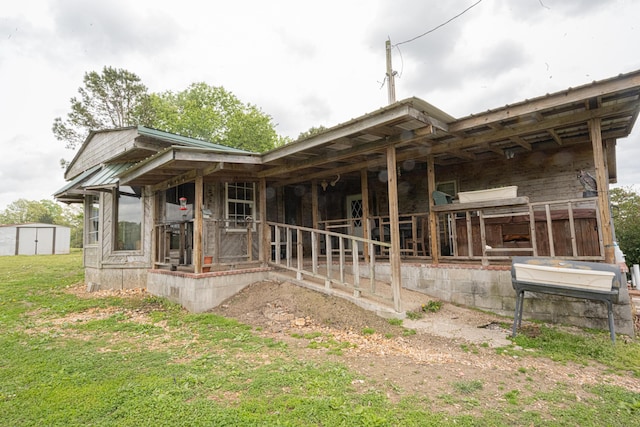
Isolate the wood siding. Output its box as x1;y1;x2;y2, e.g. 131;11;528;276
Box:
67;128;138;179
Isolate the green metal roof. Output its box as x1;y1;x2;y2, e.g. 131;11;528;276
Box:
83;163;134;189
53;165;101;197
137;126;255;154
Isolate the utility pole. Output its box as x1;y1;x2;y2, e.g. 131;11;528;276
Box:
385;39;396;104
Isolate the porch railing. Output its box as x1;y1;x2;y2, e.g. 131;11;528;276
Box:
434;196;604;264
267;221;395;306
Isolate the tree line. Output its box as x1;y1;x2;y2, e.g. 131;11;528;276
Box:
53;66;293;168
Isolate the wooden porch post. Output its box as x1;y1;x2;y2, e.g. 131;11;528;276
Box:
194;170;203;273
360;169;370;260
589;118;614;264
311;179;319;228
259;178;269;265
386;146;402;312
427;155;439;263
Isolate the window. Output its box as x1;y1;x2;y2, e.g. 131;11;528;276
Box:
436;180;457;198
87;195;99;245
115;186;142;251
225;182;255;231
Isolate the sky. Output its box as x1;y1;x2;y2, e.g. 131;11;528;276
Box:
1;0;639;211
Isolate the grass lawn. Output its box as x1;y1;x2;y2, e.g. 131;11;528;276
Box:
0;250;639;426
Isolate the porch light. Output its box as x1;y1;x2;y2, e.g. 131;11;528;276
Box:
179;196;188;210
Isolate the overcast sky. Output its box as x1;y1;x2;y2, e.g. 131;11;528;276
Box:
1;0;639;211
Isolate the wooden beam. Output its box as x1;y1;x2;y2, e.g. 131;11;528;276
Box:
119;150;175;184
149;169;198;193
433;101;639;155
448;71;640;132
427;156;439;263
193;170;203;273
589;118;614;264
386;146;402;312
259;178;269;265
262;104;422;163
173;149;261;164
511;135;533;151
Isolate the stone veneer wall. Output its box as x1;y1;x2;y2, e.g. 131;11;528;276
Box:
371;262;635;338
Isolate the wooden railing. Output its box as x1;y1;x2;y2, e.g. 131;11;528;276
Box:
267;221;395;305
433;197;604;264
153;218;262;270
318;213;430;258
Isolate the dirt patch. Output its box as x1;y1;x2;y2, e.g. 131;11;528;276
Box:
210;280;640;412
54;280;640;416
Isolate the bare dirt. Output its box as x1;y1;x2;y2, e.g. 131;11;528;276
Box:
209;280;640;412
64;281;640;417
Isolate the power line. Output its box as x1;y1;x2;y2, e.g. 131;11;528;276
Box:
393;0;483;47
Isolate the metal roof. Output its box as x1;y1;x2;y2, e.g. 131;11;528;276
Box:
53;165;101;201
136;126;254;153
83;163;134;189
57;69;640;194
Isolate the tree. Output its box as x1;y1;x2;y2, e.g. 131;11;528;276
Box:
297;126;328;140
610;187;640;267
142;82;282;152
52;66;150;151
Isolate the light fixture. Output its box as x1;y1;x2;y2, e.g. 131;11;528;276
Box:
321;180;328;191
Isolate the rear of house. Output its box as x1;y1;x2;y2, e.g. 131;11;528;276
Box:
55;70;640;337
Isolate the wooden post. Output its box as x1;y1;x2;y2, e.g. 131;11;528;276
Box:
427;155;439;263
386;146;402;312
589;118;614;263
150;190;157;267
259;178;269;265
360;169;370;260
193;170;203;273
385;39;396;104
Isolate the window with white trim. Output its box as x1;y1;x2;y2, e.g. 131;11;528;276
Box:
87;195;99;245
225;182;255;231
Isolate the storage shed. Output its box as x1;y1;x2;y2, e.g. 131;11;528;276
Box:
0;223;71;256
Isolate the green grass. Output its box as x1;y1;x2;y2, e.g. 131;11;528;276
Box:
509;324;640;377
1;251;639;426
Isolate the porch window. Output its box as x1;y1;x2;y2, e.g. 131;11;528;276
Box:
225;182;255;231
87;195;99;245
115;186;142;251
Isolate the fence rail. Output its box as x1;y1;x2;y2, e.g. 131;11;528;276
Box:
267;221;395;305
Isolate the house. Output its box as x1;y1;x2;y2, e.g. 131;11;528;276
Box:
55;70;640;337
0;223;70;256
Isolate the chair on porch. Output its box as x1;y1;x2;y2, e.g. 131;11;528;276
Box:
432;190;453;205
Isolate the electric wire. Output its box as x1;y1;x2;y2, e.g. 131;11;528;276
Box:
393;0;483;47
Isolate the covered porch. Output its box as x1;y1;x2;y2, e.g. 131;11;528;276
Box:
113;71;639;334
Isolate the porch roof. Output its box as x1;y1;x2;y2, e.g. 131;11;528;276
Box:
256;69;640;184
91;69;640;189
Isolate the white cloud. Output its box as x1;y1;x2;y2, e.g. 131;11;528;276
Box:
1;0;639;210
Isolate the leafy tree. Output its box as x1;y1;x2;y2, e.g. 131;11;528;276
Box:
142;82;282;152
297;126;328;140
52;66;150;151
610;187;640;266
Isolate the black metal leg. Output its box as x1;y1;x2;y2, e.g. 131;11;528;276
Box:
606;300;615;344
512;290;523;338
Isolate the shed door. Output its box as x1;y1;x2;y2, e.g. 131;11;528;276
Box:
17;227;54;255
